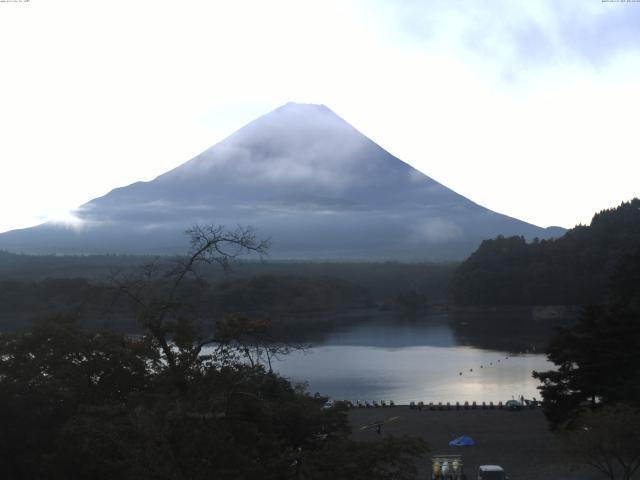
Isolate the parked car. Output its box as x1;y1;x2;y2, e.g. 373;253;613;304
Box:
504;399;524;411
478;465;507;480
322;400;334;410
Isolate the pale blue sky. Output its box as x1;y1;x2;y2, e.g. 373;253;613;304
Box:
0;0;638;233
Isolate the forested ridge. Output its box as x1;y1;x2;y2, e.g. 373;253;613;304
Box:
0;256;455;331
451;199;640;306
0;252;454;302
0;275;372;332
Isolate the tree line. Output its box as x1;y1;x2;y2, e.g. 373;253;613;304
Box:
533;245;640;479
0;274;372;332
0;250;456;332
451;199;640;306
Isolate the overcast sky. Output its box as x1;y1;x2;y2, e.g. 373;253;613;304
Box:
1;0;638;233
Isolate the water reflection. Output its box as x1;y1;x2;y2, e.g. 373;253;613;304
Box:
449;309;572;352
269;312;559;404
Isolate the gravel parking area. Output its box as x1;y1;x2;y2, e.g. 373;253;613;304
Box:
349;406;599;480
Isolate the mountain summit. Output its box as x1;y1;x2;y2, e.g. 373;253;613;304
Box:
0;103;563;259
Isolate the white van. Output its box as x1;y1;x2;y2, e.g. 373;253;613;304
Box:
478;465;506;480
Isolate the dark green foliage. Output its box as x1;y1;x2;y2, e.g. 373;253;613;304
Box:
452;199;640;305
559;405;640;480
533;247;640;429
0;263;456;331
303;436;428;480
212;274;372;313
0;317;427;479
382;290;430;312
608;249;640;312
0;226;428;479
533;305;640;428
0;275;371;332
0;315;155;479
0;251;150;281
0;250;456;304
0;277;116;329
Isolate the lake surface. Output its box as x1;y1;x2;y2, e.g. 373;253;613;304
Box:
269;313;554;404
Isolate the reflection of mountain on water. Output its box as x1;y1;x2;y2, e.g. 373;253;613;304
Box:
449;309;577;353
271;309;578;352
321;314;456;348
272;311;455;347
271;310;575;352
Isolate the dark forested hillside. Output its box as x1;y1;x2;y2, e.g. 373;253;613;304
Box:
0;252;456;331
212;275;372;314
0;259;456;331
0;275;372;332
451;199;640;306
0;251;455;301
0;251;148;281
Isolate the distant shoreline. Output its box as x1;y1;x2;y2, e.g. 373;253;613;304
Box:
450;304;582;320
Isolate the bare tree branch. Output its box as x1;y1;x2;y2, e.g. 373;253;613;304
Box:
108;224;271;391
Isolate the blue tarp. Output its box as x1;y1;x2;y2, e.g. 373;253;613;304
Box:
448;435;475;446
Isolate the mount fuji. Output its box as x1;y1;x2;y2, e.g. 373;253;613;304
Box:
0;103;563;260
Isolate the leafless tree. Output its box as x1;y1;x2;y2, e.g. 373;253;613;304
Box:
110;225;270;389
212;313;306;372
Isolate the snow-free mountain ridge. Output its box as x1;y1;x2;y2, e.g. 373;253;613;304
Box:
0;103;564;260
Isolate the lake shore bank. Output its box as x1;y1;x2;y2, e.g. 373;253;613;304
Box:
348;407;597;480
450;304;582;321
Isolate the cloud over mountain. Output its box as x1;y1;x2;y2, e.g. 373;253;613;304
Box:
0;103;563;260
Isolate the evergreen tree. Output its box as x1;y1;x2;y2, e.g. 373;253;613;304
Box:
533;248;640;429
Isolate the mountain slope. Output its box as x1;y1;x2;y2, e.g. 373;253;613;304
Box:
0;103;563;260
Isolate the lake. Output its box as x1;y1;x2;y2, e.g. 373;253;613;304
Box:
268;312;555;404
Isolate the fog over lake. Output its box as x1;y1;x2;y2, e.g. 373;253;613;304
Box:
268;314;554;404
